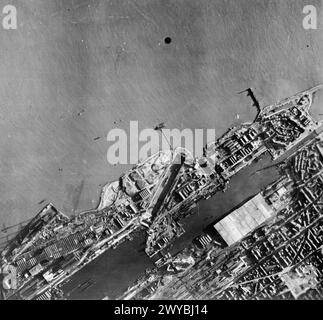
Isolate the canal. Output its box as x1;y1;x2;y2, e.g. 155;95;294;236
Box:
62;152;280;299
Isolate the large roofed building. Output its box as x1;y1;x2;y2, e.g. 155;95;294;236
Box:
214;193;275;246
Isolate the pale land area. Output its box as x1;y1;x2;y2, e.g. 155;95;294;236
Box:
0;0;322;260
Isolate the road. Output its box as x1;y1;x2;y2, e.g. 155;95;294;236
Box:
62;152;280;299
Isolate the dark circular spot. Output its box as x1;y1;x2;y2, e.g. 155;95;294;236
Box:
164;37;172;44
306;45;309;48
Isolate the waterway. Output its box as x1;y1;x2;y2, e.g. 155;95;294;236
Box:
62;152;280;299
1;0;323;298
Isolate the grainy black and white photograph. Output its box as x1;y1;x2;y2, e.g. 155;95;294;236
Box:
0;0;323;307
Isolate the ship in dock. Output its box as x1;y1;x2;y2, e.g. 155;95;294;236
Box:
1;85;322;300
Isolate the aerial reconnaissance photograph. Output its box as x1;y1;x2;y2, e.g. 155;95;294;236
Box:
0;0;322;307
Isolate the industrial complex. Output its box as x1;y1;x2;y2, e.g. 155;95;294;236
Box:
1;85;322;300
